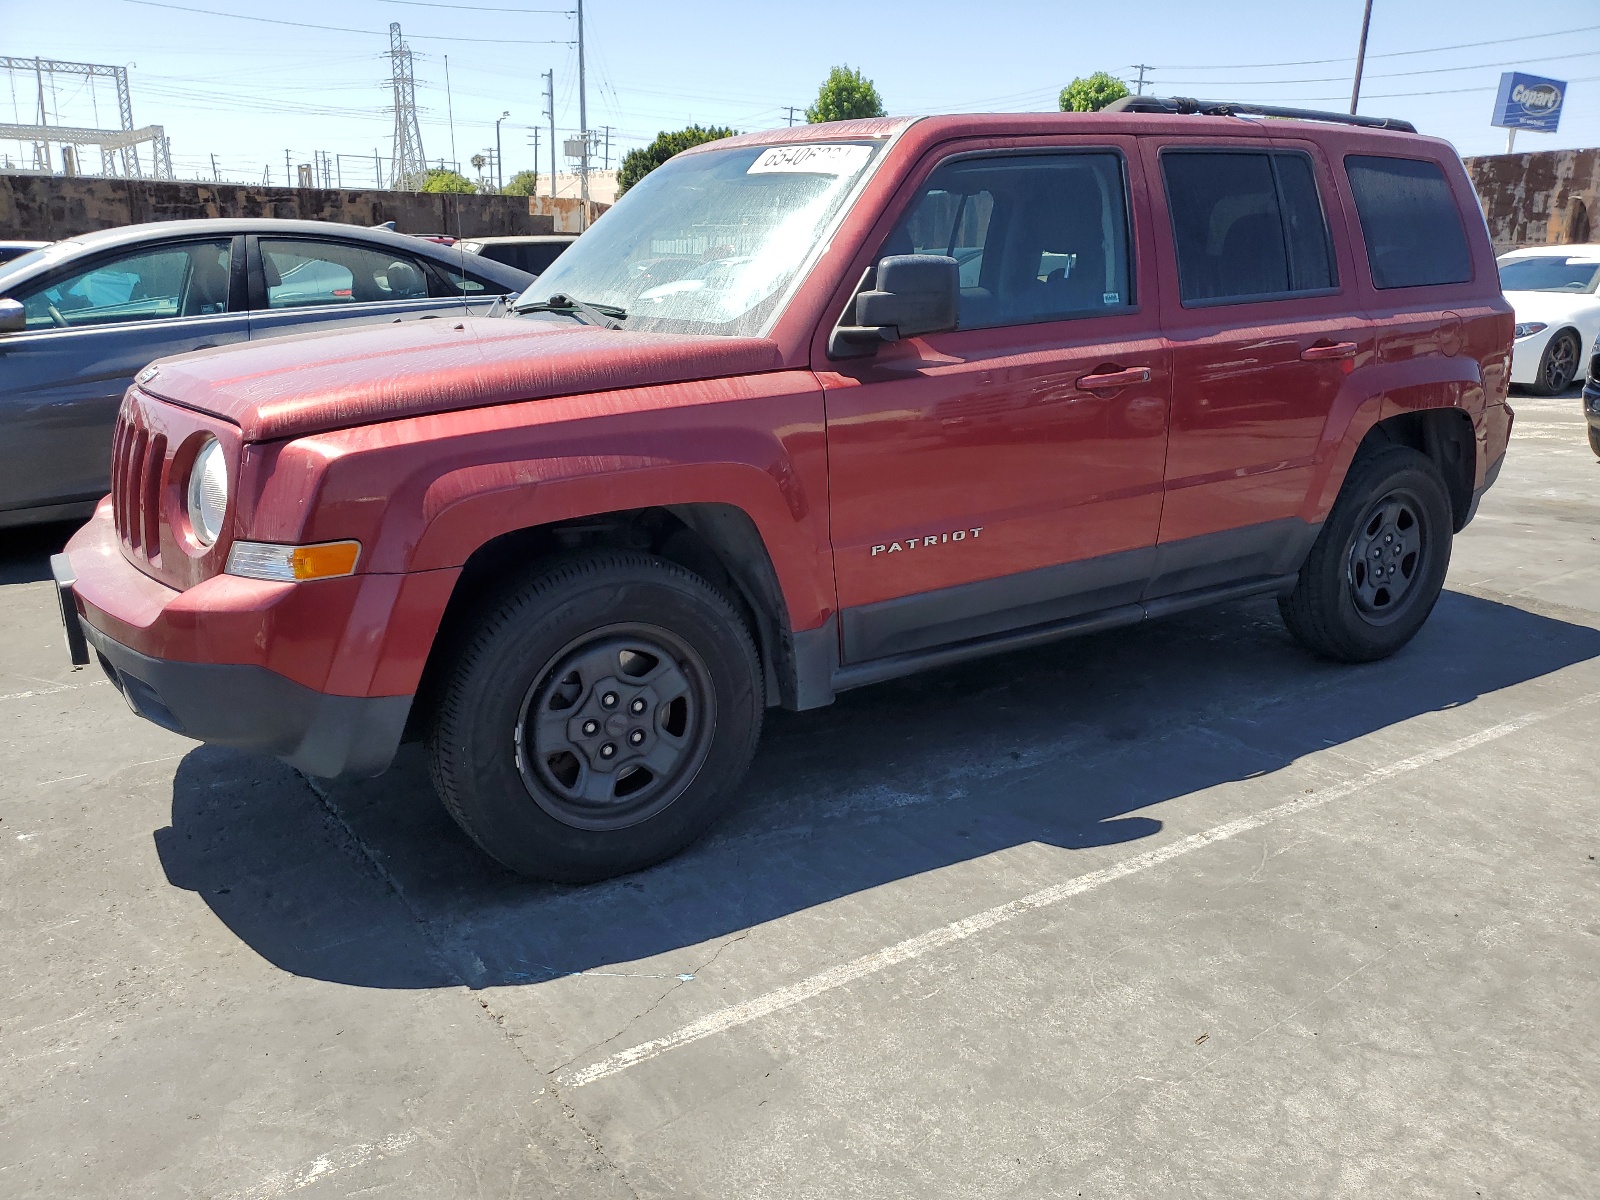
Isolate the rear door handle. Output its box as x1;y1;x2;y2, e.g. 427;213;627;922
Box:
1301;341;1358;361
1075;366;1151;390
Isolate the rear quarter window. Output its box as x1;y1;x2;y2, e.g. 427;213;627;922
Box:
1344;155;1472;289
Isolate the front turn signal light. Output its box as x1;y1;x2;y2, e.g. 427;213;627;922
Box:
226;540;361;582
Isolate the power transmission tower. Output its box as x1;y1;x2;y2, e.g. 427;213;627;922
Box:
388;22;427;190
1132;65;1151;96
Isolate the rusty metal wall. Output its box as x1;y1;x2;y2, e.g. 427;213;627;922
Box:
0;174;557;241
1463;149;1598;255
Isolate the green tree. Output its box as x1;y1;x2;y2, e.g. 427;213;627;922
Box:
420;168;476;194
617;125;738;196
806;65;886;123
1058;72;1130;113
500;168;540;196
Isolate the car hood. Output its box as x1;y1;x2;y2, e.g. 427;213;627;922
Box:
1501;289;1600;326
135;317;784;441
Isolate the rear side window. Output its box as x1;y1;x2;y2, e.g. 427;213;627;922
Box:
1344;156;1472;289
1162;151;1337;304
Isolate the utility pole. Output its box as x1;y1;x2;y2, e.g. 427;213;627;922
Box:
784;105;801;127
577;0;589;228
444;54;458;172
285;149;292;187
1132;65;1151;96
602;125;612;170
544;69;556;200
1349;0;1374;115
495;110;509;190
210;152;220;182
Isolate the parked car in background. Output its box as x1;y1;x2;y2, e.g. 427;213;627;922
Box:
1497;244;1600;395
1584;352;1600;457
459;234;578;277
0;240;50;265
0;219;534;529
56;105;1512;881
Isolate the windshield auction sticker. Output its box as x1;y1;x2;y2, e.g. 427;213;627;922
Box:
747;144;873;175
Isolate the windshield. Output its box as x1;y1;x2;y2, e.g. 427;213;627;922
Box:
0;242;75;290
1498;256;1600;294
514;140;884;337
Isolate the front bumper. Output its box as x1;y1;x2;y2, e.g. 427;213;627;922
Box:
54;508;418;780
1585;379;1600;439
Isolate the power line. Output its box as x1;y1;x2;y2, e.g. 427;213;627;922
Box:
119;0;575;44
1150;22;1600;70
361;0;570;12
1156;43;1600;88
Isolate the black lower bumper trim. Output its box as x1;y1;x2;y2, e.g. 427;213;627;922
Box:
49;554;91;667
81;622;410;780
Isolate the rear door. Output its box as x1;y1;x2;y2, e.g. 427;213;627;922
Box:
0;236;246;516
1143;136;1370;595
244;235;482;341
820;137;1171;663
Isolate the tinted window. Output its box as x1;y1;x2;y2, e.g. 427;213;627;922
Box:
479;242;568;275
1498;256;1600;293
1162;151;1335;304
887;152;1133;330
260;239;431;308
1345;155;1472;289
18;241;232;330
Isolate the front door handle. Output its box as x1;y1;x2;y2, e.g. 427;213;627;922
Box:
1301;341;1358;361
1075;366;1151;391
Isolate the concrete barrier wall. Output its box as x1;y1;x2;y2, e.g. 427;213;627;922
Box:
1463;149;1597;255
0;174;556;241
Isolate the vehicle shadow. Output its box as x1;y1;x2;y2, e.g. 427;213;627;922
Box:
155;588;1600;991
0;520;82;586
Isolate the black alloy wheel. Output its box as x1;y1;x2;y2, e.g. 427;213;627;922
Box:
515;627;716;831
1534;331;1580;396
1345;488;1431;626
428;551;763;882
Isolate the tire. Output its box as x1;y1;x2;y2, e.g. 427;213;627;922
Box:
427;551;764;882
1279;445;1454;663
1530;330;1580;396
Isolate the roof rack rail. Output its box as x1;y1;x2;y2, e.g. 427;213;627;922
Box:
1103;95;1416;134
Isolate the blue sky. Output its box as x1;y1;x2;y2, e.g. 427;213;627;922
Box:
3;0;1597;186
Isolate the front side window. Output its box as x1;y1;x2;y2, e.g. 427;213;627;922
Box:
1162;151;1337;305
18;240;232;330
885;152;1134;331
1345;155;1472;290
260;240;432;309
514;140;885;336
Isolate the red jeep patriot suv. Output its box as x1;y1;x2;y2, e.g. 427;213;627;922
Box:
55;101;1514;881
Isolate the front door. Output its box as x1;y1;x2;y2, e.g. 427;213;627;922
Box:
819;141;1170;664
0;236;246;517
1143;138;1371;595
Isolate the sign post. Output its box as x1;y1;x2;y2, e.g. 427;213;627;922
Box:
1491;72;1566;154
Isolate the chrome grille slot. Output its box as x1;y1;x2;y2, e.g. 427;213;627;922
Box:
142;434;167;555
124;428;148;553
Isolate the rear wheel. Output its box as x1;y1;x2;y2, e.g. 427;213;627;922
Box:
1279;446;1454;663
1531;330;1580;396
428;551;763;882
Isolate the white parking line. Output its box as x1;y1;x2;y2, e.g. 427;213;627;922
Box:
557;688;1600;1089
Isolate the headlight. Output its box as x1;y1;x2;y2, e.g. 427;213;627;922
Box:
1513;322;1548;340
186;437;228;546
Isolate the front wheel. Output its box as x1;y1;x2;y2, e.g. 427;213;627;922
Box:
428;552;764;882
1279;446;1454;663
1531;330;1580;396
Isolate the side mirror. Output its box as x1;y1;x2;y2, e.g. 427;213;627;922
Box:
830;254;958;357
0;298;24;334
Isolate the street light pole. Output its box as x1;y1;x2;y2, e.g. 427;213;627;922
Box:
577;0;589;229
495;111;509;191
1349;0;1374;115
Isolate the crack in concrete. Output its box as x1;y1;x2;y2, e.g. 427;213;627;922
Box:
296;773;640;1198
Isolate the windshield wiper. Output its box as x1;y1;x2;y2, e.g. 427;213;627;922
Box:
511;293;626;329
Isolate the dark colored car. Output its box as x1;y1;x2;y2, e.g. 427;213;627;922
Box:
0;220;534;528
460;234;578;276
58;104;1513;882
1583;352;1600;456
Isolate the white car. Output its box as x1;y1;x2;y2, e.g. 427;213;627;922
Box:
1497;245;1600;395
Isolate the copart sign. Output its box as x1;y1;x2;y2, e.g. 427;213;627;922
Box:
1492;72;1565;133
